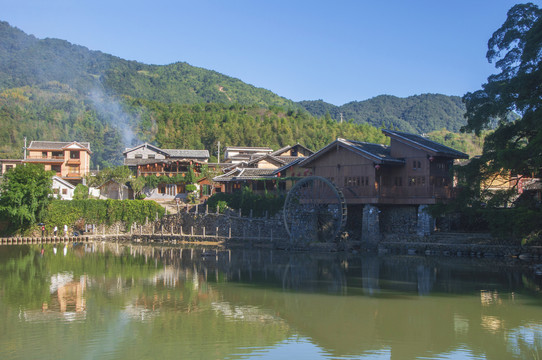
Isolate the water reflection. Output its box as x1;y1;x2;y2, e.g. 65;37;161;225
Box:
0;243;541;359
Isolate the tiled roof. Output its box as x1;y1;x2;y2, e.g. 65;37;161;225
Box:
270;144;314;157
124;158;205;166
272;158;303;175
300;138;404;167
343;139;404;164
213;168;276;182
123;143;209;159
28;141;91;151
163;149;209;158
246;154;287;167
225;146;273;152
276;156;303;164
383;130;469;159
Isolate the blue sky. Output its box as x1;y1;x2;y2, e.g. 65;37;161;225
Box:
1;0;539;105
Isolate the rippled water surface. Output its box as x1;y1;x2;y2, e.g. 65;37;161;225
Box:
0;243;541;359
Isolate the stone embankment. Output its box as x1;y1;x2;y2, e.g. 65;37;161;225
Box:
378;232;542;261
2;207;541;262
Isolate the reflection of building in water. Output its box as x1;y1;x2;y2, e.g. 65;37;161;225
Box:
48;273;87;314
23;273;87;322
211;301;281;322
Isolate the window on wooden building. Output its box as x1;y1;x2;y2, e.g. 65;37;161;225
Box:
201;185;212;196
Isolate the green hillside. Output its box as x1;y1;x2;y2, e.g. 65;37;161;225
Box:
0;21;296;108
299;94;467;133
0;20;478;169
0;84;388;167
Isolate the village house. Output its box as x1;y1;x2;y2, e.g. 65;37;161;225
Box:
24;141;92;185
299;130;468;205
0;159;22;177
123;143;210;200
297;129;469;239
51;176;76;200
214;144;314;193
223;146;274;164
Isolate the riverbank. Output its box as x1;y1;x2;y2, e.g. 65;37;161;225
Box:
4;210;541;262
2;231;542;263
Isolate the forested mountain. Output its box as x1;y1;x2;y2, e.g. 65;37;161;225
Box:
298;94;467;133
0;20;479;169
0;21;296;108
0;84;389;166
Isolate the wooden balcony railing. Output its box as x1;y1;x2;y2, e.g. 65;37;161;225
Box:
26;155;64;161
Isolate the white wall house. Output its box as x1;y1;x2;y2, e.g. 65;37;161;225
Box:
52;176;76;200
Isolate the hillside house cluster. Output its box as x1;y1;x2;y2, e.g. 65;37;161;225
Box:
0;133;470;206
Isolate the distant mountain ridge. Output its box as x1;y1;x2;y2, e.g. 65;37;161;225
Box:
0;20;477;168
0;20;297;108
298;94;467;134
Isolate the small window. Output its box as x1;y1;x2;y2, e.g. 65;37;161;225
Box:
202;185;212;196
70;151;80;159
135;154;143;159
148;154;155;159
42;152;48;158
62;189;67;195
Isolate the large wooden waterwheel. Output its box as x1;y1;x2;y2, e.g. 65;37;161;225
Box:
283;176;347;245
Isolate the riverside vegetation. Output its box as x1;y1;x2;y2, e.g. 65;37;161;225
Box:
0;4;541;243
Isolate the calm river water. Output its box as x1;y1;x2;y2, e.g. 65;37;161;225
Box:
0;243;541;360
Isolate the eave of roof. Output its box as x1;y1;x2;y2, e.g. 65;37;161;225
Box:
272;158;303;175
299;138;404;167
28;141;91;152
382;129;469;159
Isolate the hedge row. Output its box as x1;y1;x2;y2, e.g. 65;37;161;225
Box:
206;187;285;217
43;199;165;231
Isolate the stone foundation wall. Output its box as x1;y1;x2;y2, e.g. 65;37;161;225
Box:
156;210;289;241
379;205;418;234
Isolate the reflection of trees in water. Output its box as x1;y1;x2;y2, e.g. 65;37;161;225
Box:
91;243;542;298
108;244;350;293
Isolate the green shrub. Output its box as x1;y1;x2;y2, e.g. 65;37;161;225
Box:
44;199;165;231
207;186;285;217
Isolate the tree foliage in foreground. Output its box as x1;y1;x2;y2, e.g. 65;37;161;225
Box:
0;164;53;232
440;3;542;241
462;3;542;179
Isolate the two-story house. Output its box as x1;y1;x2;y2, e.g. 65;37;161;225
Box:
123;143;210;199
298;130;469;239
24;141;92;185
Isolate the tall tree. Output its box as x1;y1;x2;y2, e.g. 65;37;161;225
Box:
462;3;542;184
0;164;54;232
448;3;542;239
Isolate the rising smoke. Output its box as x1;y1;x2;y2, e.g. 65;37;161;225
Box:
88;88;139;150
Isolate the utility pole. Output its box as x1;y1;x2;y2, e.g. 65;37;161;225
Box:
340;113;344;124
23;137;27;160
217;141;220;164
